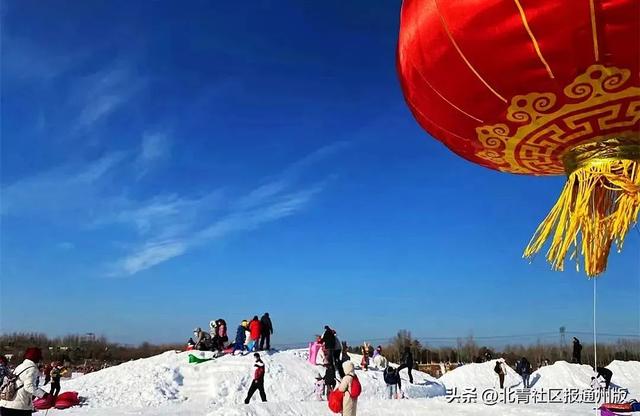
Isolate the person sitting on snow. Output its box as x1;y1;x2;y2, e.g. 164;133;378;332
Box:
216;319;228;351
193;327;211;351
186;338;196;350
314;373;325;401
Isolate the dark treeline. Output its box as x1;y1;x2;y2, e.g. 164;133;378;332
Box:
0;332;182;367
4;331;639;371
379;330;640;368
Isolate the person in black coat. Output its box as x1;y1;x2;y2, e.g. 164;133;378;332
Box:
397;346;414;384
259;313;273;351
596;367;613;389
323;363;336;395
320;326;344;378
572;337;582;364
516;357;532;388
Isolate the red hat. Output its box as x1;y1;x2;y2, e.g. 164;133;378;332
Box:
24;347;42;363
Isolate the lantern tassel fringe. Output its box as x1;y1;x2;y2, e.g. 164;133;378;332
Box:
523;158;640;277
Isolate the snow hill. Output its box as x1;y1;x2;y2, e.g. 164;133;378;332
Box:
439;359;522;390
47;351;639;416
439;359;640;397
55;349;443;414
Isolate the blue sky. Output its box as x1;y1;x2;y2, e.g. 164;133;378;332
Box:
1;1;638;347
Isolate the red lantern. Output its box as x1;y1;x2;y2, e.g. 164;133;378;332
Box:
397;0;640;276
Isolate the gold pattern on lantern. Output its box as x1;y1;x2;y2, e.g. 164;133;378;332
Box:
475;65;640;175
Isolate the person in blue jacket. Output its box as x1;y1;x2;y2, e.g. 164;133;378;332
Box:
233;320;248;353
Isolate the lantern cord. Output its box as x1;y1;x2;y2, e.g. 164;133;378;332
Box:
523;138;640;277
593;277;597;416
593;276;597;373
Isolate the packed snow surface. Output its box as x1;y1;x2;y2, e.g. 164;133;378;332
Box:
439;359;522;390
43;350;639;416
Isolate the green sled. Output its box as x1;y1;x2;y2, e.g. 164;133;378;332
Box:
188;354;214;364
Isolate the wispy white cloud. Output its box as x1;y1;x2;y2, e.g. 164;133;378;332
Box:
73;65;143;133
118;239;187;275
2;138;344;276
135;132;172;178
1;152;126;217
140;133;171;163
109;144;342;276
112;184;323;276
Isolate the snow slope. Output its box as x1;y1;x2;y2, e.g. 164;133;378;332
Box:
528;360;640;396
59;349;442;409
606;360;640;397
529;361;596;390
439;359;522;390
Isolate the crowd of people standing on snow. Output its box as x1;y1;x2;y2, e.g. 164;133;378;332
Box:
187;313;274;354
306;325;418;415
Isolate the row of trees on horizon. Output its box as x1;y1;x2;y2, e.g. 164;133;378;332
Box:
375;330;640;368
2;331;639;368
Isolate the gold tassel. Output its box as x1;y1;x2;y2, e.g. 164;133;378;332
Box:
523;138;640;277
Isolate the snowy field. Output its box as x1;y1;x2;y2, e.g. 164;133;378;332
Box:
41;349;639;416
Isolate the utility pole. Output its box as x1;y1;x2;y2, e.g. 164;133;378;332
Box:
559;326;566;359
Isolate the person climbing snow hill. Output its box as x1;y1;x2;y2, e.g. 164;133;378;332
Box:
516;357;532;388
494;359;508;389
596;367;613;389
321;326;344;378
244;353;267;404
0;347;48;416
323;363;336;396
397;346;414;384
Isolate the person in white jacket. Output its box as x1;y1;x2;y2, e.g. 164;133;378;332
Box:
0;347;48;416
337;361;358;416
